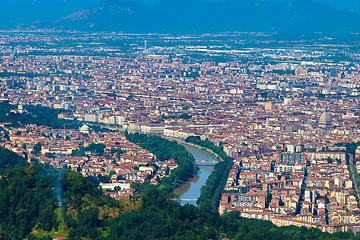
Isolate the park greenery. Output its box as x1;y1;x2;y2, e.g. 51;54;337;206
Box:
334;141;360;155
85;143;106;155
110;147;124;158
125;132;198;192
162;113;192;120
346;142;360;155
185;136;234;210
31;142;42;156
69;143;106;157
0;102;80;129
0;70;44;78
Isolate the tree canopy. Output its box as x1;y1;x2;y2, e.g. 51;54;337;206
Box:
0;147;28;171
0;102;80;129
125;132;198;192
185;136;234;210
0;162;359;240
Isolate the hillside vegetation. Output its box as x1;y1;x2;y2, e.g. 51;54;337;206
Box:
0;148;359;239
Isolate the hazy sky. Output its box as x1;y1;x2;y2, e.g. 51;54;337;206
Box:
237;0;360;13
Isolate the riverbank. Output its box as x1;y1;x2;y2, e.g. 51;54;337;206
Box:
162;136;224;162
172;144;216;205
124;132;198;193
181;141;225;162
182;136;234;210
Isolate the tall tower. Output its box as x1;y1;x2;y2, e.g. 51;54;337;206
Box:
144;40;147;54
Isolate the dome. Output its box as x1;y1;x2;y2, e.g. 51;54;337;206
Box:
318;111;331;128
80;125;90;130
80;125;90;133
319;111;331;124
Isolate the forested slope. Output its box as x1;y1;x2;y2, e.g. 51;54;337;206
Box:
0;149;359;239
0;146;28;171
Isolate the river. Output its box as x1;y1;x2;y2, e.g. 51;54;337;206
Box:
173;144;216;205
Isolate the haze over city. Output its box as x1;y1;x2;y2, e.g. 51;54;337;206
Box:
1;1;360;239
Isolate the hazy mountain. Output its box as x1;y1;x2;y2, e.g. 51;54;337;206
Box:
0;0;359;33
0;0;103;28
53;0;360;33
257;0;360;14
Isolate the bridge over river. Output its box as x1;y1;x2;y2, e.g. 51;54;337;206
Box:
173;144;217;205
195;161;217;166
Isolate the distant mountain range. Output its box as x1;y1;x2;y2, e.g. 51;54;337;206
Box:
0;0;102;28
1;0;360;34
257;0;360;14
53;0;360;33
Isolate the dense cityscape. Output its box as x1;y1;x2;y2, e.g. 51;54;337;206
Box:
2;30;360;238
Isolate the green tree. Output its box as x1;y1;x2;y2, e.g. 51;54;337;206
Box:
125;132;198;193
31;142;42;156
85;143;106;155
0;147;28;171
